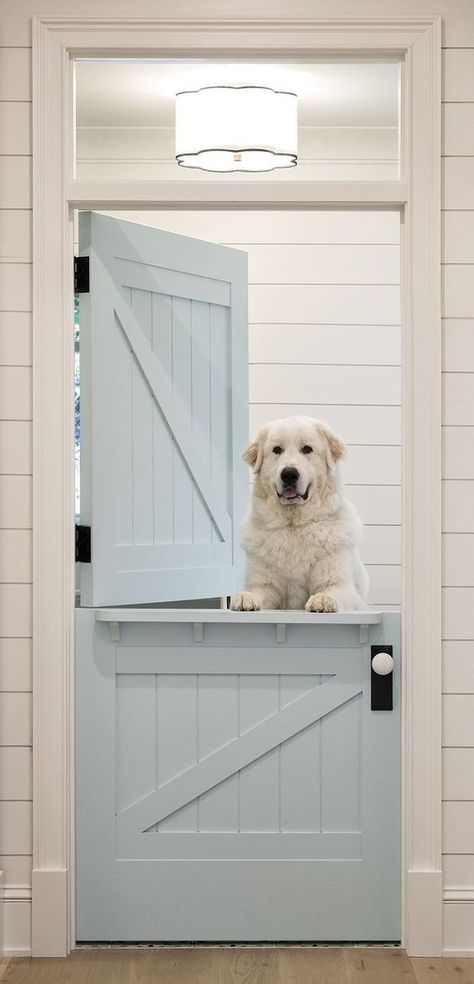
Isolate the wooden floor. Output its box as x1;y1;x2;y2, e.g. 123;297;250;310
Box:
0;947;473;983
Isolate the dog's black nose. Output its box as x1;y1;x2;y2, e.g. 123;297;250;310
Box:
281;467;299;485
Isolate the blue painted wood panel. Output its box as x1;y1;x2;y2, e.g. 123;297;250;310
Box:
76;612;400;941
78;212;248;606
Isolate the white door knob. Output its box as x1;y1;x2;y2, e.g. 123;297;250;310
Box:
372;651;394;676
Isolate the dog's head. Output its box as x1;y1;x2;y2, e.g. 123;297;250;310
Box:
243;416;345;507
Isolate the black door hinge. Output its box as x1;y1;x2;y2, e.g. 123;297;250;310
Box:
74;256;90;293
75;524;91;563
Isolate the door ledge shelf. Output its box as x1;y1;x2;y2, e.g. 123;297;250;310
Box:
93;608;383;624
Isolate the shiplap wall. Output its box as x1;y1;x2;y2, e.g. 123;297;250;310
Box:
1;0;474;956
109;208;401;610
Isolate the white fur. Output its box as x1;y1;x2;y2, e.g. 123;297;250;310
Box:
231;416;369;613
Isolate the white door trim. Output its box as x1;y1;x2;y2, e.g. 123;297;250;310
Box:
32;14;441;958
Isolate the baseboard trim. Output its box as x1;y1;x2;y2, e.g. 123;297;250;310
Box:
406;870;443;956
444;949;474;958
4;947;32;958
32;869;69;957
0;870;4;955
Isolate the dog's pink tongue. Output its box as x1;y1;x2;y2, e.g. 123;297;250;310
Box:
282;487;298;498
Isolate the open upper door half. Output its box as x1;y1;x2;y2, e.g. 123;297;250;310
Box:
78;211;248;606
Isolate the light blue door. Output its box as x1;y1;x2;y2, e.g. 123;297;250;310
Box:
78;212;248;606
76;611;400;942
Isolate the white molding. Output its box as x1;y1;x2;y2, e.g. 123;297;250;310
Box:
401;17;442;957
67;179;408;208
444;890;474;902
32;870;68;958
32;13;442;957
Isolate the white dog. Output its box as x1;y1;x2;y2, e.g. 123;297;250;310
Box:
231;416;369;613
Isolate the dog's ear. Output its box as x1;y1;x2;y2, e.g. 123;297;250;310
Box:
243;429;266;473
316;421;346;467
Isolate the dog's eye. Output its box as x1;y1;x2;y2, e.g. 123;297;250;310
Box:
302;445;313;454
272;446;283;455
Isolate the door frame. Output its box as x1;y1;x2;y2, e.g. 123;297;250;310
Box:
32;14;441;957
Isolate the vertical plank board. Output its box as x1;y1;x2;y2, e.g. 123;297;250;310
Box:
156;674;198;832
238;675;280;832
280;675;321;833
110;295;133;546
130;288;154;545
197;674;239;832
320;694;362;832
210;304;230;528
191;300;213;543
115;673;155;814
171;297;193;544
151;292;174;545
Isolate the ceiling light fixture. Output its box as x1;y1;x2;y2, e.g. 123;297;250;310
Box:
175;85;297;172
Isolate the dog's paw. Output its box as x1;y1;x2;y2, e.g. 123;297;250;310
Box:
230;591;261;611
305;593;338;613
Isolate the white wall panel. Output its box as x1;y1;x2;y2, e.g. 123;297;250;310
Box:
0;212;31;263
366;565;400;606
249;324;401;367
0;476;32;528
250;365;400;406
0;102;30;155
340;446;401;486
0;856;32;893
250;404;401;445
246;244;399;285
444;855;474;891
443;320;474;371
0;747;32;800
443;103;474;156
0;693;32;744
0;584;31;636
443;48;474;102
443;589;474;640
3;901;31;955
444;802;474;854
0;421;31;474
444;534;474;585
0;48;31;100
443;903;474;954
443;158;474;211
249;284;400;326
0;313;31;366
0;638;32;692
443;482;474;534
347;485;401;527
444;696;474;746
0;367;31;419
0;156;31;209
443;642;474;694
0;530;31;582
112;209;401;245
361;525;401;565
443;428;474;480
443;749;474;800
0;264;31;313
443;266;474;319
444;374;474;426
443;214;474;265
0;801;31;855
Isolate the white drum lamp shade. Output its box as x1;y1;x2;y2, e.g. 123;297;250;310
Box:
175;85;297;172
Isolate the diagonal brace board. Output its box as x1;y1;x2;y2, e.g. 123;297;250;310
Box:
95;250;232;542
117;681;362;834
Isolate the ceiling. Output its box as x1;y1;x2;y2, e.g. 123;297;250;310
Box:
75;60;400;129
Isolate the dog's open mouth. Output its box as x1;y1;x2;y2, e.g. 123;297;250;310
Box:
278;485;311;501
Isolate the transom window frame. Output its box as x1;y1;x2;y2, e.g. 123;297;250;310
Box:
32;14;441;958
